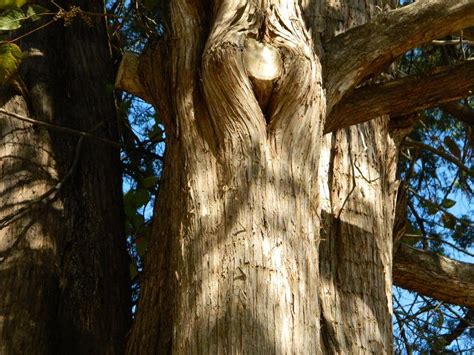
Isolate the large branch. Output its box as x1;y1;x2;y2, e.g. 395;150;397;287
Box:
324;0;474;111
393;244;474;308
115;52;153;103
325;60;474;133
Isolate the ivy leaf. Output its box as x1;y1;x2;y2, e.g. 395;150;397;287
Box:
141;176;159;188
26;4;48;21
442;198;456;209
0;42;22;85
444;136;461;158
123;188;151;213
0;8;25;30
0;0;27;10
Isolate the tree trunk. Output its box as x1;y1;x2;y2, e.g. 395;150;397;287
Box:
315;2;399;352
128;0;399;353
0;1;130;353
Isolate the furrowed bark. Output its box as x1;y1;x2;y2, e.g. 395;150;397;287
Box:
325;60;474;133
0;89;59;354
125;0;471;354
324;0;474;110
316;1;399;353
1;1;130;353
393;244;474;308
128;0;325;353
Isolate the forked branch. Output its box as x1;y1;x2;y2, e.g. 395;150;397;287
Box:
324;0;474;110
393;244;474;308
325;60;474;133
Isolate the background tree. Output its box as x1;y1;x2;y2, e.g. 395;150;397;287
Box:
0;1;130;353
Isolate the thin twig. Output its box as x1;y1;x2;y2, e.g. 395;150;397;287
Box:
8;18;57;44
432;39;474;46
0;136;84;230
403;234;474;258
404;138;473;179
0;108;120;148
408;187;472;228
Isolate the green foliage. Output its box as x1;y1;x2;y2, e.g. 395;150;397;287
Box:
0;3;48;85
0;42;21;84
0;8;24;30
0;3;48;30
395;35;473;354
0;0;27;10
25;5;48;21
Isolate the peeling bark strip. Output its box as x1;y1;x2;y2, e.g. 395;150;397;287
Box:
394;244;474;308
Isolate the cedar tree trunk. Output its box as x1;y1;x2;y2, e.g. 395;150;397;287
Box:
118;0;474;353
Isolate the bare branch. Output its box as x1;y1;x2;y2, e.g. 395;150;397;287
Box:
324;0;474;110
115;52;153;103
403;138;474;179
438;308;474;349
0;108;120;148
432;39;474;46
325;61;474;133
393;244;474;308
441;101;474;126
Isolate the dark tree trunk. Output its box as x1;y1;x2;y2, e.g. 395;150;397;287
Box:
0;1;130;354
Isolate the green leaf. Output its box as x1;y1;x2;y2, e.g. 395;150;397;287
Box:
141;176;159;188
135;237;148;256
134;188;150;207
442;198;456;209
0;8;25;30
444;136;461;158
427;203;438;216
26;4;48;21
129;212;144;229
0;0;27;10
441;213;456;230
124;188;151;209
0;42;22;85
129;263;139;280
